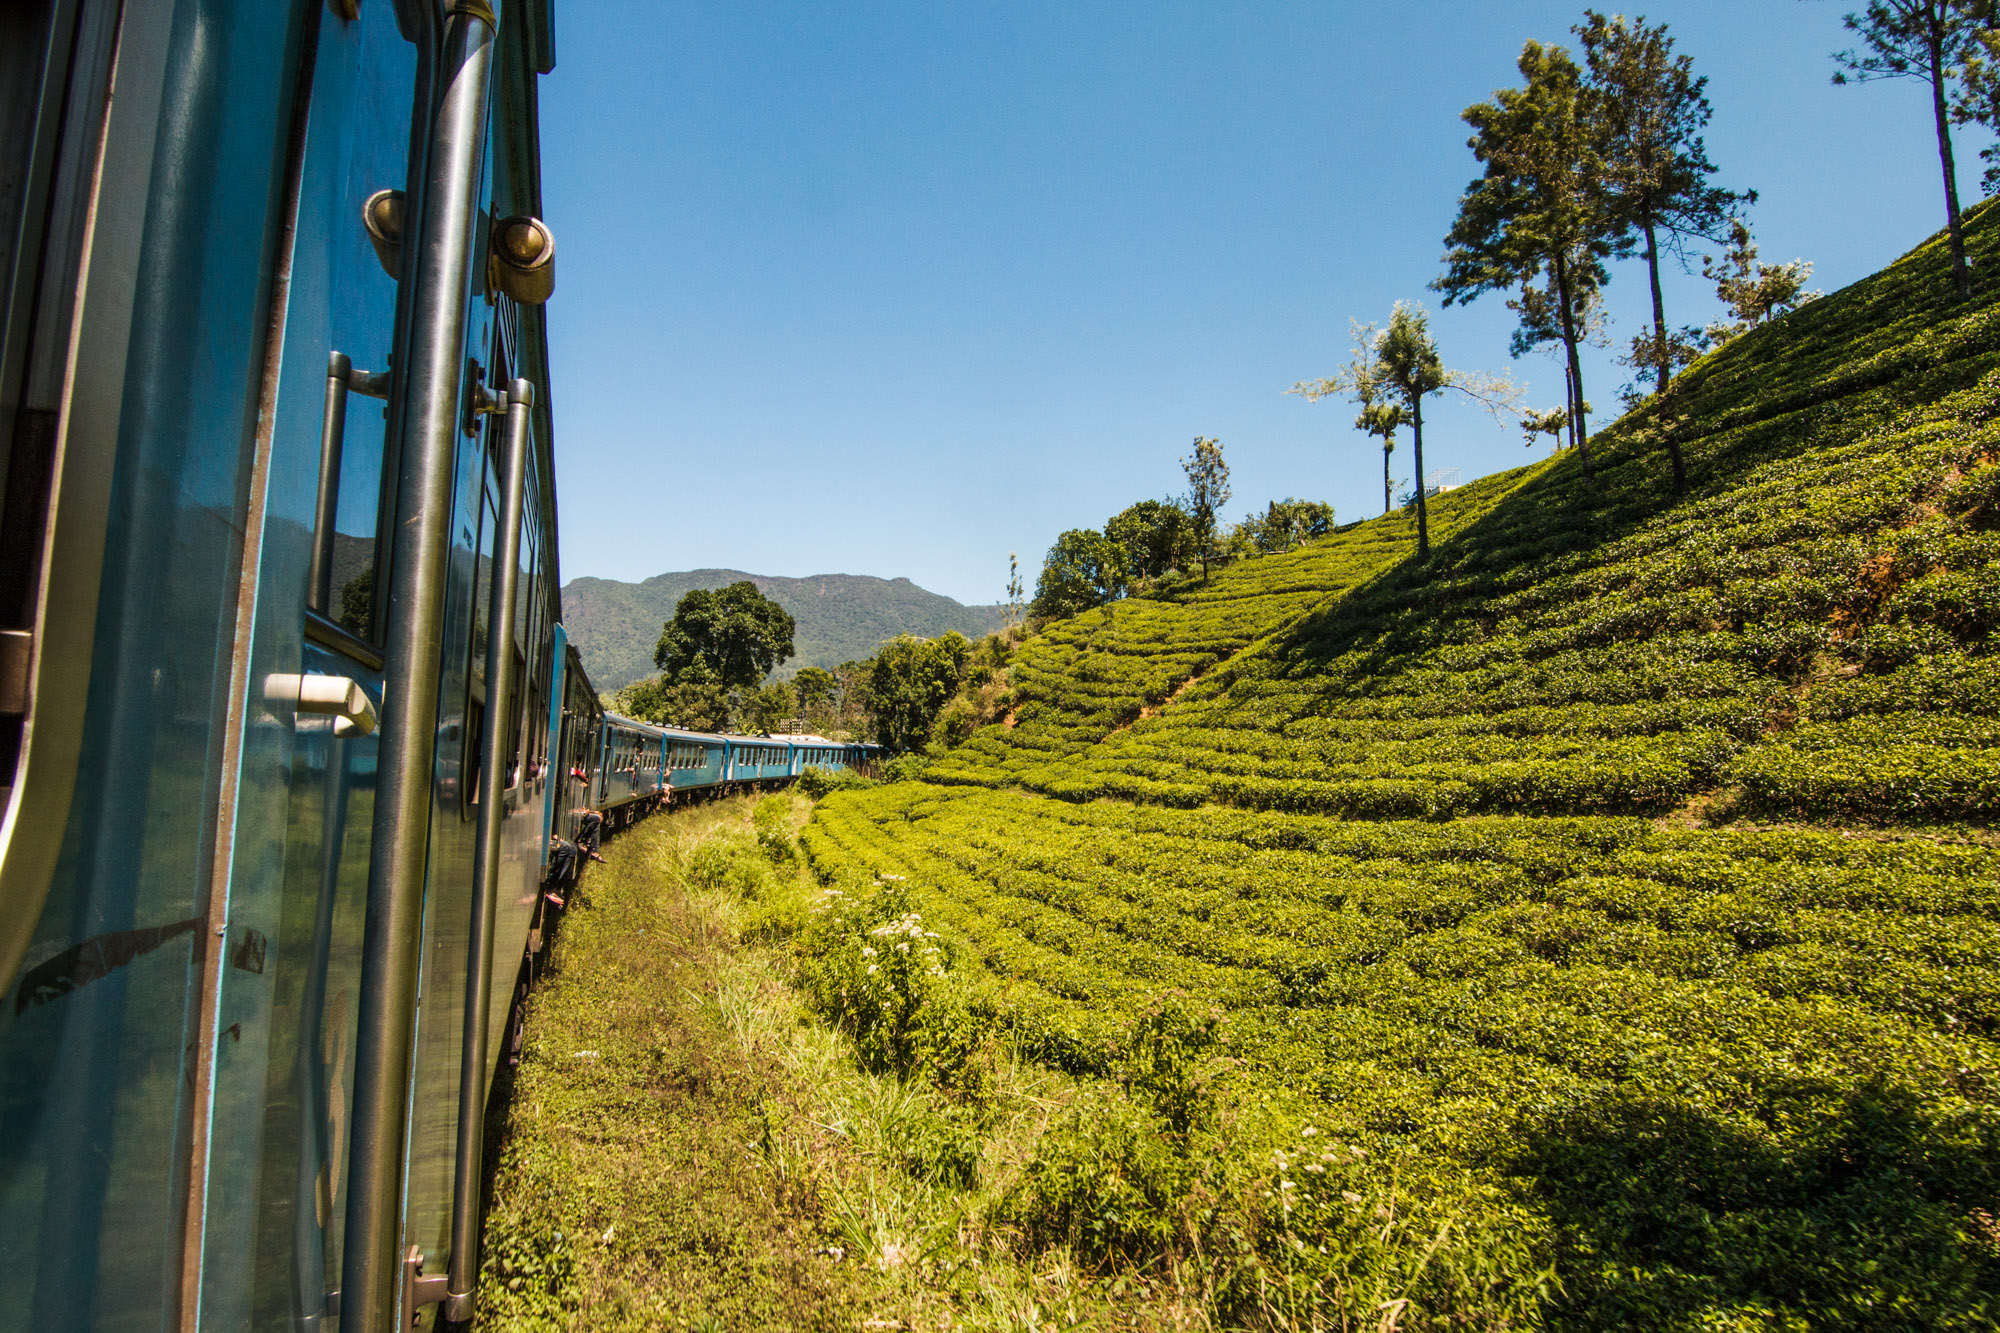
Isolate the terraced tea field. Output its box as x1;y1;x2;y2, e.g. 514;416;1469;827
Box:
803;207;2000;1328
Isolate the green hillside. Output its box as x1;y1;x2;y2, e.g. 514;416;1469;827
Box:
800;209;2000;1329
561;568;1007;691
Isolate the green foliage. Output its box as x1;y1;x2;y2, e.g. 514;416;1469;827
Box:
1180;436;1231;578
653;580;797;690
752;794;795;862
869;633;971;752
795;763;875;799
1702;218;1817;344
792;665;837;712
1105;499;1193;582
800;879;952;1076
1235;497;1334;555
1439;39;1612;473
879;754;932;784
741;679;794;735
1577;10;1746;396
1030;528;1128;620
610;665;730;732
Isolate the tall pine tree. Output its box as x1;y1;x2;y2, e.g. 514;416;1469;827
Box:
1437;41;1617;481
1832;1;1990;301
1577;11;1750;395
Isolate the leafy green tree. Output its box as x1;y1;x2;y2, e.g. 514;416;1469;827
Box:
1438;40;1616;479
1180;437;1231;580
613;664;730;733
743;680;795;734
1105;499;1191;581
1702;219;1818;341
1289;319;1404;515
869;633;970;752
1953;25;2000;192
1832;0;1989;300
653;581;796;690
1506;264;1606;454
1519;406;1569;451
1031;529;1129;619
1005;552;1025;629
793;666;837;715
1239;498;1335;554
1374;302;1517;560
1578;11;1750;395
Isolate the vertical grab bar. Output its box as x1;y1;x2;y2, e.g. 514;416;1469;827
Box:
308;351;390;615
446;379;532;1321
340;4;495;1332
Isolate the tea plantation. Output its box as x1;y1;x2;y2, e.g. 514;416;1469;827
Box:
804;210;2000;1329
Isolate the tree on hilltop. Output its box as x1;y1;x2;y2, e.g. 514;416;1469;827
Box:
1578;11;1751;396
1106;499;1193;583
1181;437;1231;579
1289;318;1405;516
1438;40;1617;480
653;581;796;693
1830;0;1990;301
1507;265;1605;454
869;633;970;752
1373;302;1518;560
1520;406;1569;452
1031;529;1128;619
1703;219;1818;342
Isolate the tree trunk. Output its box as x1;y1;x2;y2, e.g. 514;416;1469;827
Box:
1564;362;1578;450
1412;398;1429;559
1931;28;1972;301
1552;249;1594;479
1382;438;1392;516
1644;216;1670;393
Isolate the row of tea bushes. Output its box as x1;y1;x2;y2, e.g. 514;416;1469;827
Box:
803;783;2000;1325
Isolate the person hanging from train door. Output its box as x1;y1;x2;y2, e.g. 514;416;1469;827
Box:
544;834;576;907
574;806;605;863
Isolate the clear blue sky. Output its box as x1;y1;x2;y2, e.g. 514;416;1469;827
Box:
542;0;1983;606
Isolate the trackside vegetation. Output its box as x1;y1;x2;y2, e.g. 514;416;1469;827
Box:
479;797;1521;1331
793;206;2000;1329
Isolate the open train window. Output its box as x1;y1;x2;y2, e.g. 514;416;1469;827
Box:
0;1;117;788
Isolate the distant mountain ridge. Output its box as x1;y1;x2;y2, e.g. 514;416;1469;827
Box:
561;568;1008;692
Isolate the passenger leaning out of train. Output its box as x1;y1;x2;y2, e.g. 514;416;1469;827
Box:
575;807;606;864
544;834;576;908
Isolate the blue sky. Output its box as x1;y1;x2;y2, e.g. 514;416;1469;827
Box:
542;1;1984;606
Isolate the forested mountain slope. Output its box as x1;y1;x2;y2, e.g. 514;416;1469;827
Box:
802;208;2000;1329
562;568;1007;689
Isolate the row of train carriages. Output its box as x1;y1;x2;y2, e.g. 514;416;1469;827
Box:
0;2;872;1330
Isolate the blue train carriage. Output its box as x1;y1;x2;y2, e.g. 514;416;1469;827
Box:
726;736;796;784
546;631;604;851
594;713;669;827
771;733;882;779
660;726;730;795
0;2;563;1330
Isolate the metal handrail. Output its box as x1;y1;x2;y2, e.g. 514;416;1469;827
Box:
446;379;533;1320
339;4;496;1330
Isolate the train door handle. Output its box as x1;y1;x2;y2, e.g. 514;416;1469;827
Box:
264;672;380;736
308;351;391;614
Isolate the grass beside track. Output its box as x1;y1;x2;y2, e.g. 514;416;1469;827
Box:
476;796;1294;1333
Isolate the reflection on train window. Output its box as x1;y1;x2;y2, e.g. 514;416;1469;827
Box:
293;9;413;646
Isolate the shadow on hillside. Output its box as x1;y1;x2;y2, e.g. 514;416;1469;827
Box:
1505;1086;2000;1328
1263;202;2000;691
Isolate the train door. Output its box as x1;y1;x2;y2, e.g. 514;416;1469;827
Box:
185;2;427;1329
